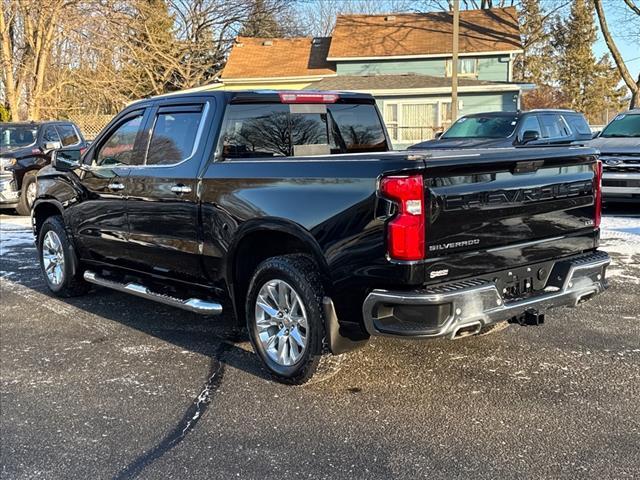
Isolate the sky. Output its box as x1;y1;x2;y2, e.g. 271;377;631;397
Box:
592;9;640;79
541;0;639;79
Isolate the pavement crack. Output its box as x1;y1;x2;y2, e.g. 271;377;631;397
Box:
112;342;229;480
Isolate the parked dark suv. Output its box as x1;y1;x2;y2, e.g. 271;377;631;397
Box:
0;121;86;215
410;109;593;150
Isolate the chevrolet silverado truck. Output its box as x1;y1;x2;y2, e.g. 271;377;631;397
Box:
32;90;610;384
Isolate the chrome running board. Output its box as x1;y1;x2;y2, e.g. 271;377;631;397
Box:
83;270;223;315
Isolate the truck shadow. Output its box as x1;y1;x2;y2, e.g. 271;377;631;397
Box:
63;287;272;480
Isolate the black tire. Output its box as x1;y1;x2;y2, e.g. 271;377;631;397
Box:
37;215;90;297
16;171;37;216
246;254;336;385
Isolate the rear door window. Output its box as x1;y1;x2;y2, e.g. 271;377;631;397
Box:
518;115;542;140
563;114;591;136
146;106;203;165
219;102;388;159
539;114;571;139
56;124;80;146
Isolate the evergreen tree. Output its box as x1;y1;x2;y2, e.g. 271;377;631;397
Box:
515;0;553;85
553;0;623;121
515;0;564;109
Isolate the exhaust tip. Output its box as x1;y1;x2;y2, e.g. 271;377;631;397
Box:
452;322;482;339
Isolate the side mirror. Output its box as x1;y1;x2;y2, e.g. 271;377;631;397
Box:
51;149;81;171
434;131;443;139
43;141;62;153
521;130;540;144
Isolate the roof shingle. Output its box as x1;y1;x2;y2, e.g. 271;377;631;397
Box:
222;37;336;80
328;7;521;59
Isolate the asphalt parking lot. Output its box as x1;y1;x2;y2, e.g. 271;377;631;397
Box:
1;206;639;480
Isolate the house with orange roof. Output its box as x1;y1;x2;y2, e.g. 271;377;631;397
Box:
218;7;529;148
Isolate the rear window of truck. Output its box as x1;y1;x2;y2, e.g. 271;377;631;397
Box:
219;103;388;159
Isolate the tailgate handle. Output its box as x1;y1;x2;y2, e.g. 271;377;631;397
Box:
512;160;544;174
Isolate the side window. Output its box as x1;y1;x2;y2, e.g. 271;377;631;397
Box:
56;124;80;147
539;114;571;139
146;110;203;165
519;115;542;140
95;115;143;167
43;126;61;144
221;104;291;158
563;114;591;136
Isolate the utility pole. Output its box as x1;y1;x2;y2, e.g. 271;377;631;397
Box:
451;0;459;122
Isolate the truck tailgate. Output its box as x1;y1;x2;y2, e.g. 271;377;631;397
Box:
424;147;599;258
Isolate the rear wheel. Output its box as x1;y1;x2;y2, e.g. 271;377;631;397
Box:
37;216;89;297
246;254;340;385
16;171;37;216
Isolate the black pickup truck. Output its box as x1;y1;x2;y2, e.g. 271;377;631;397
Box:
32;90;610;384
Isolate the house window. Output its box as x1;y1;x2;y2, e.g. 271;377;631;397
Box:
445;58;478;78
383;102;438;143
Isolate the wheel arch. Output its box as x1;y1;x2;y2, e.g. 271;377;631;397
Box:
225;218;332;323
32;200;65;239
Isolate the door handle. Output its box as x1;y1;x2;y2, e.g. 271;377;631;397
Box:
107;182;125;191
171;185;192;194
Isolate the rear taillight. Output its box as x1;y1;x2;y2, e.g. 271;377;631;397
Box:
278;92;339;104
379;174;425;261
593;160;603;228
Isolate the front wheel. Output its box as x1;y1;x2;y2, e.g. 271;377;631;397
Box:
37;215;89;297
16;171;37;216
246;254;339;385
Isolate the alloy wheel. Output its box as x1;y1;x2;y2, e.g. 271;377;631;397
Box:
254;279;308;366
42;230;65;286
26;181;37;208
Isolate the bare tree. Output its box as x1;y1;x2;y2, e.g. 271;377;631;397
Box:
594;0;640;108
0;0;81;120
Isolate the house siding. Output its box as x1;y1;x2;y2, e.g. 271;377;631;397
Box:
337;59;446;76
335;55;511;81
477;57;511;82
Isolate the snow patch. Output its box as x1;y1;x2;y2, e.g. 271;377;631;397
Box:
1;215;35;255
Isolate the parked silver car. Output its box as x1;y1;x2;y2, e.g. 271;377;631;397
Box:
590;109;640;203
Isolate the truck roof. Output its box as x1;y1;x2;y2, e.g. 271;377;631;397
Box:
461;109;582;119
0;120;75;127
129;89;376;108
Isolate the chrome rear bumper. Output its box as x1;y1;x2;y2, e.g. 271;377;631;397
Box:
362;251;610;339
